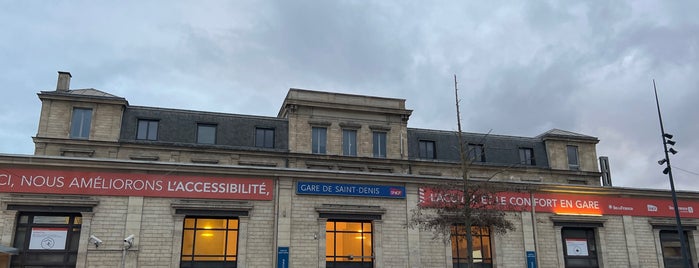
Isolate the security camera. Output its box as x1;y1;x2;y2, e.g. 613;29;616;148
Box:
124;234;135;243
123;234;135;249
89;235;103;247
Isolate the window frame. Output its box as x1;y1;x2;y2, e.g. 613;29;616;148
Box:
561;227;598;268
342;129;358;156
11;212;82;267
451;225;492;267
255;128;275;148
70;107;92;139
567;145;579;170
372;131;387;158
137;119;159;141
196;124;217;144
468;144;485;162
180;217;239;267
418;140;436;159
325;220;374;268
518;147;535;166
312;127;327;154
659;230;693;268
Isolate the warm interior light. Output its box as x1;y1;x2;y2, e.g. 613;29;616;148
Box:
554;212;603;217
201;232;214;237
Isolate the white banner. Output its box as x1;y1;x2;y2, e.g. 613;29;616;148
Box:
565;238;588;256
29;228;68;250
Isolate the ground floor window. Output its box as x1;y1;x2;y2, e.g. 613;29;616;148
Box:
451;225;492;268
326;220;373;268
660;230;693;268
561;227;598;268
181;217;239;268
11;212;82;268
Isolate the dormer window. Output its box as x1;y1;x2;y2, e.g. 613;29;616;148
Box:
197;124;217;144
255;128;275;148
70;108;92;139
137;120;159;141
519;147;535;165
468;144;485;162
567;145;579;170
418;140;436;159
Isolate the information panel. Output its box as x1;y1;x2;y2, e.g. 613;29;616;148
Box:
29;228;67;250
297;181;405;198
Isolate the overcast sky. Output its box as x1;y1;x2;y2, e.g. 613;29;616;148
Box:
1;1;697;191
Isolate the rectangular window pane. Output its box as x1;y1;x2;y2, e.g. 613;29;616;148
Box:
419;140;435;159
70;108;92;139
567;145;579;170
255;128;274;148
312;127;327;154
519;147;535;165
343;129;357;156
137;120;158;140
451;225;492;265
326;220;373;265
468;144;485;162
182;230;194;255
181;217;238;267
197;124;217;144
226;230;238;256
373;132;387;158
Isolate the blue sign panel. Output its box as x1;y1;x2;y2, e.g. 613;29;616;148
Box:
277;247;289;268
526;251;537;268
296;181;406;198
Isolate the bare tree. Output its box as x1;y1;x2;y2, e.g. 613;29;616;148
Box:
407;75;518;268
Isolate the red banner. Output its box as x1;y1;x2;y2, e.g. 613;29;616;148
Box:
0;168;273;200
419;187;699;219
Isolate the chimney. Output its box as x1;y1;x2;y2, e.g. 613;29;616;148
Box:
56;71;72;92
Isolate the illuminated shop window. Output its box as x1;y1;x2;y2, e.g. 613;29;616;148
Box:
326;220;373;268
181;217;239;268
451;225;492;268
11;213;82;267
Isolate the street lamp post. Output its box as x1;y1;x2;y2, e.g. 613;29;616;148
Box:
653;80;691;268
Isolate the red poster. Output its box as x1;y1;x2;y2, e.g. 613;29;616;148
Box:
0;168;273;200
418;187;699;219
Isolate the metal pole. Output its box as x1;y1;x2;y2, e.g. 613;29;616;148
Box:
653;79;691;268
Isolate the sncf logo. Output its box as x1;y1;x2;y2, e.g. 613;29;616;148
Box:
647;204;658;212
390;188;403;196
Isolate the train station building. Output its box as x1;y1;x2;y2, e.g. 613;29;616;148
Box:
1;71;698;267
